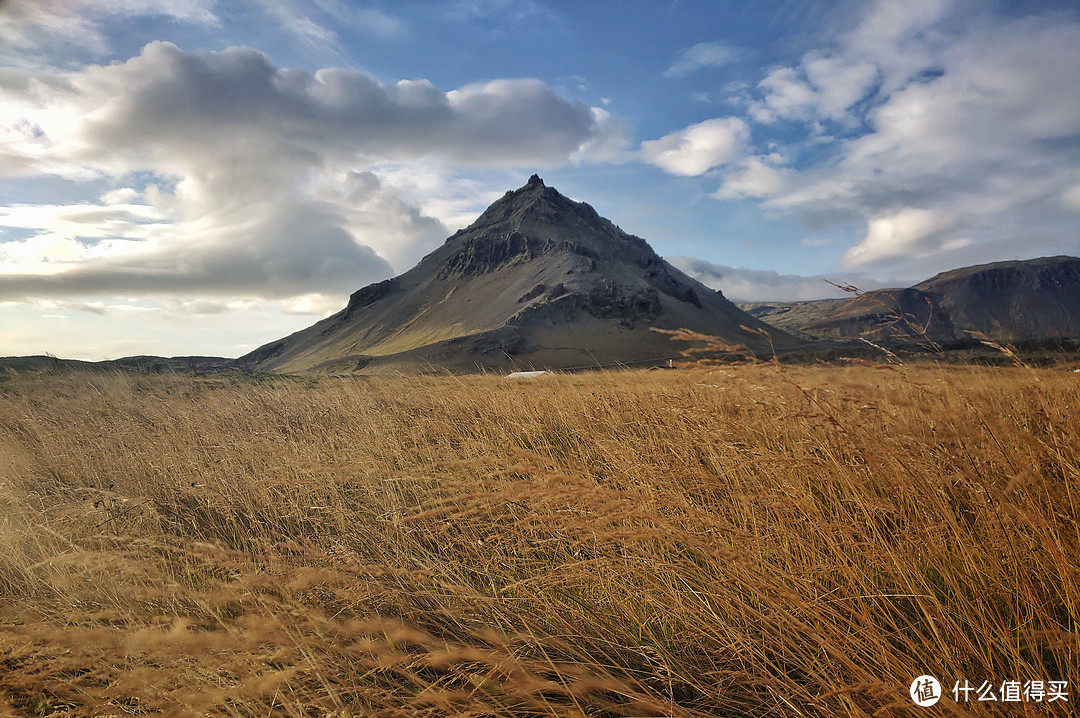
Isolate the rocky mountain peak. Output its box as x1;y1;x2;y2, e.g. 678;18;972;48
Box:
433;176;655;278
456;175;608;243
237;176;798;374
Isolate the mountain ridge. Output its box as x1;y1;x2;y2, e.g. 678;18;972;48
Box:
741;255;1080;346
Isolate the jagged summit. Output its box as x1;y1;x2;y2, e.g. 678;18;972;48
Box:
237;176;800;374
452;174;615;250
437;176;659;278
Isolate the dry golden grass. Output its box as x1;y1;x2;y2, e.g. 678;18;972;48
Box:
0;362;1077;716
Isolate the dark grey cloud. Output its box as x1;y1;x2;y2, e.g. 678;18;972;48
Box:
0;201;395;301
68;42;607;169
0;42;622;302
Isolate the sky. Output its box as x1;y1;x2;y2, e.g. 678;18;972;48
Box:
1;0;1078;360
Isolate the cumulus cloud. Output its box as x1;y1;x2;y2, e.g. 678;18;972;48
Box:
324;171;448;272
664;42;738;79
751;58;878;124
667;256;886;302
838;208;963;269
0;42;622;301
26;43;604;169
639;117;748;176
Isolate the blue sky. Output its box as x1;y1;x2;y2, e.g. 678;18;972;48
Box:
1;0;1078;360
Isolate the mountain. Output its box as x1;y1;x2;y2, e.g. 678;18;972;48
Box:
913;256;1080;340
237;175;799;374
742;256;1080;346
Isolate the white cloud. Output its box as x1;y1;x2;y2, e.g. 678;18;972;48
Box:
446;78;615;162
1063;184;1080;213
713;156;788;200
0;0;218;61
667;256;886;302
751;67;816;123
19;42;606;169
101;188;140;205
318;170;447;272
360;163;507;232
844;0;950;95
0;296;329;360
722;0;1080;276
308;0;402;36
571;107;632;163
750;56;877;124
444;0;559;26
838;208;956;269
261;0;340;49
664;42;738;79
0;42;621;302
640;117;748;176
279;293;346;316
803;57;878;121
255;0;402;62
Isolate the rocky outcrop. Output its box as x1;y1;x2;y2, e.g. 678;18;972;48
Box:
344;277;397;316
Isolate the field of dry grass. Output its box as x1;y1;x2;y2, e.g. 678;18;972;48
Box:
0;361;1077;716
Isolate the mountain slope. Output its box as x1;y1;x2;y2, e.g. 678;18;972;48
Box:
238;175;799;373
914;256;1080;341
742;256;1080;346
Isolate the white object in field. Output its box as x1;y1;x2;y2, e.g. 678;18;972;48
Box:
506;370;548;379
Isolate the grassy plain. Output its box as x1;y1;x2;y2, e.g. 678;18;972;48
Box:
0;361;1077;716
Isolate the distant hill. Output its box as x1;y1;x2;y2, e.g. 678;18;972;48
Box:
741;256;1080;346
0;355;233;373
236;175;800;374
914;256;1080;341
